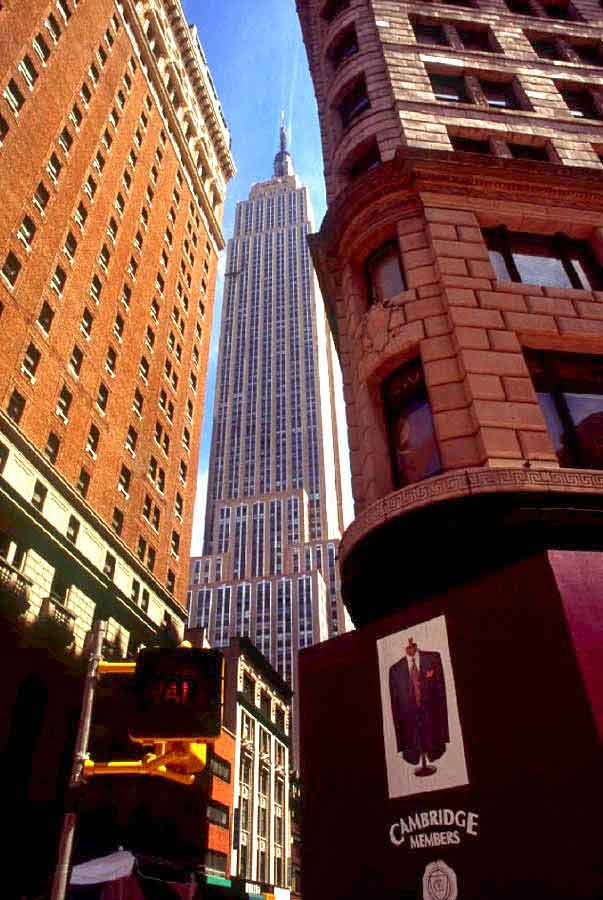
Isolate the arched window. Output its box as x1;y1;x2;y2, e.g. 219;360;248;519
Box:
383;360;441;487
366;240;405;305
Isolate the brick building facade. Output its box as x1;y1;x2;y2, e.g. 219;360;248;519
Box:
295;1;603;897
0;0;234;894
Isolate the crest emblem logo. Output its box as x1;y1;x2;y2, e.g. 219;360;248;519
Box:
423;860;458;900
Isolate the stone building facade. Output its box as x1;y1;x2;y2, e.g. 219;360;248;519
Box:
0;1;233;893
296;0;603;621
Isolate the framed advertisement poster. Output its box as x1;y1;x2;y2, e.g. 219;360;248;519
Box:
377;614;468;799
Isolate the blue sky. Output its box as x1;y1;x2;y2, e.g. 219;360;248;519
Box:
182;0;333;553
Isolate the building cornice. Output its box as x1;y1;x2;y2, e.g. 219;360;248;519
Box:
118;0;236;251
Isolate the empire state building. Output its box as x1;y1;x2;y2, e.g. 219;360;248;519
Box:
188;126;351;696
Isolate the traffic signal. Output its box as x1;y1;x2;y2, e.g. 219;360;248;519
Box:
130;647;223;742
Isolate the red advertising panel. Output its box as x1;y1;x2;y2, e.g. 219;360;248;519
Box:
300;551;603;900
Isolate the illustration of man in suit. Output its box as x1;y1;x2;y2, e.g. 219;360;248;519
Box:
388;637;450;775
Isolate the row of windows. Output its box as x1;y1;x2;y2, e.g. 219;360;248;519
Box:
321;0;592;22
365;226;603;309
412;17;603;67
385;349;603;491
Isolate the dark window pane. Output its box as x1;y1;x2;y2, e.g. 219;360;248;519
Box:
328;26;358;68
572;43;602;65
430;72;469;103
366;241;405;304
384;362;441;487
513;238;572;287
348;141;381;178
560;87;600;119
506;0;533;12
338;79;370;127
564;392;603;467
508;143;549;160
481;79;521;110
530;38;562;60
413;22;448;46
458;28;493;52
450;134;491;154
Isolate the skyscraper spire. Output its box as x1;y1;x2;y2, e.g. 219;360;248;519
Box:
274;111;294;177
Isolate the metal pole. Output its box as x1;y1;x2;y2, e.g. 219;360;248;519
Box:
50;617;107;900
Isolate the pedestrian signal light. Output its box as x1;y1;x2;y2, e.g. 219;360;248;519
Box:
130;647;223;742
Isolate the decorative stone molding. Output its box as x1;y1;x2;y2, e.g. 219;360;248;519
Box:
340;466;603;562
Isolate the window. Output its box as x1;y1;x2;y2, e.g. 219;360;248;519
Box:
508;142;549;161
38;301;55;334
111;507;123;535
139;355;149;382
22;343;41;379
109;107;119;128
33;33;51;63
133;388;143;417
141;588;149;612
76;467;90;497
128;256;138;278
113;313;124;341
56;384;72;421
94;151;105;173
541;0;578;20
69;344;83;377
527;350;603;470
152;506;160;531
147;546;155;572
46;12;62;41
137;535;147;561
179;460;187;483
103;552;116;578
75;201;88;229
84;175;97;200
32;480;48;512
2;251;21;286
383;360;441;487
558;84;602;120
366;241;405;305
64;231;77;260
338;78;370;128
118;464;131;496
151;298;160;322
90;274;102;302
86;423;100;455
171;530;180;557
175;492;184;519
89;63;99;85
66;515;80;544
126;425;137;455
327;25;358;69
208;754;231;782
481;79;522;110
59;126;73;153
123;169;132;191
45;432;60;463
105;346;117;376
0;113;8;145
412;21;447;46
80;82;91;106
530;36;563;60
457;27;495;52
81;307;93;338
131;578;140;603
134;230;143;251
115;192;125;216
52;265;66;295
122;283;131;310
97;44;107;66
102;128;113;150
33;181;50;214
97;381;109;412
5;79;25;114
47;152;62;183
449;134;492;154
99;243;110;271
70;102;82;128
207;802;229;829
322;0;349;21
429;72;469;103
18;215;36;249
20;55;38;89
7;390;25;424
484;228;603;290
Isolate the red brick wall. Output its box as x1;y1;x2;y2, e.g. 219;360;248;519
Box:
0;0;219;604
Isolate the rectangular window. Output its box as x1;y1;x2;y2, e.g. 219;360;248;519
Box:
5;79;25;114
74;201;88;229
338;78;370;128
526;350;603;470
33;33;51;63
22;343;41;379
458;27;495;52
56;384;72;420
20;55;38;89
558;84;601;120
76;467;90;497
481;79;522;110
38;301;55;334
449;133;492;154
18;215;36;249
412;21;447;46
46;13;62;42
429;72;469;103
32;480;48;512
33;181;50;213
484;227;603;290
383;359;441;487
81;307;93;338
47;152;62;182
7;389;25;424
59;126;73;153
52;265;66;295
2;251;21;287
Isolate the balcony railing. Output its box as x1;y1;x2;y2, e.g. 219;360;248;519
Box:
0;555;31;617
36;593;76;649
